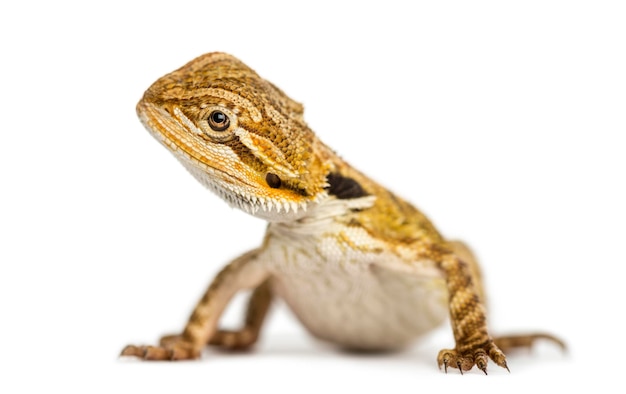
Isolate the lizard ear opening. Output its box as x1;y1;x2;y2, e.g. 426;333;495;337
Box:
266;173;282;189
326;173;368;199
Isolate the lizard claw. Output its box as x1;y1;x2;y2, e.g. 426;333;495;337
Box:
437;341;507;375
475;350;488;375
438;350;453;373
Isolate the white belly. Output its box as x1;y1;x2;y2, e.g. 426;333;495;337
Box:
262;225;449;350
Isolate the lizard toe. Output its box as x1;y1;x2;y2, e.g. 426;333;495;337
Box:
437;340;508;374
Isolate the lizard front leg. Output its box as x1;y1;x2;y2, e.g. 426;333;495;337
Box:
434;245;565;374
432;247;508;374
121;248;269;360
444;241;566;372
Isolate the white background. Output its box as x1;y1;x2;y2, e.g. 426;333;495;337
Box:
1;1;624;392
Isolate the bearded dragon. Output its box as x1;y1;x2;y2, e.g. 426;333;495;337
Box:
121;52;564;374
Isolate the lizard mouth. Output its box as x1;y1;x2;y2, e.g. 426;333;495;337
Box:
136;101;316;219
137;102;254;185
137;101;254;182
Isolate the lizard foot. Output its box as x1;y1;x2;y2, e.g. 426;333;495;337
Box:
120;335;199;361
209;328;258;351
163;330;258;351
494;333;566;353
437;340;508;375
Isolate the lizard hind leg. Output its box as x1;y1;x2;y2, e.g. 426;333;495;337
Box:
157;279;273;352
208;279;273;350
493;333;567;353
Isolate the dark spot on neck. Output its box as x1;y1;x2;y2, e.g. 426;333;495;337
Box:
326;172;368;199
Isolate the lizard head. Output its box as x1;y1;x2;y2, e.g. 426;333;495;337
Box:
137;52;333;221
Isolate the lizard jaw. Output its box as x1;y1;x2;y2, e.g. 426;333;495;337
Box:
181;158;322;221
137;102;322;222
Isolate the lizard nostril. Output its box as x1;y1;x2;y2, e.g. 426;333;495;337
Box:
265;173;282;189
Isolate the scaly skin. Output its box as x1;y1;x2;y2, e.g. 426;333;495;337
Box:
121;53;564;373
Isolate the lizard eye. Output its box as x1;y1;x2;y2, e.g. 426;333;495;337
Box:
199;107;236;141
207;110;230;131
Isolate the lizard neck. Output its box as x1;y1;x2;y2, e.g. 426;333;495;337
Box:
266;146;444;247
